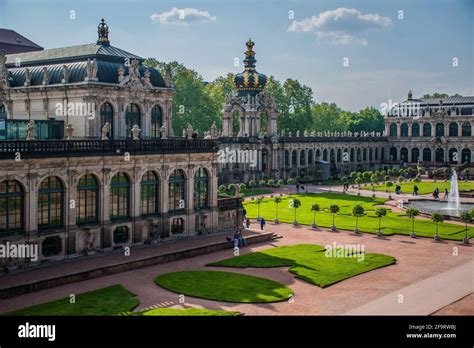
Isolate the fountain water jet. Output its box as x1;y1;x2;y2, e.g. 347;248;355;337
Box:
446;169;460;212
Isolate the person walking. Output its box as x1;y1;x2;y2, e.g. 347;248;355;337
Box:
444;188;449;200
260;217;266;230
413;184;419;196
245;218;251;229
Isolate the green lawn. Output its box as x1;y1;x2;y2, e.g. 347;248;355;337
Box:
131;308;241;316
208;244;396;288
5;285;139;316
244;192;474;240
155;270;292;303
362;181;474;195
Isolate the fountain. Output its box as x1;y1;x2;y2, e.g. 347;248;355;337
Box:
446;169;460;212
407;169;473;218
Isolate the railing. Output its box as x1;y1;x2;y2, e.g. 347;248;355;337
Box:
279;136;388;143
0;139;219;159
217;197;242;211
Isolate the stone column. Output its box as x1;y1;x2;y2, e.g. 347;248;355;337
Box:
26;173;38;237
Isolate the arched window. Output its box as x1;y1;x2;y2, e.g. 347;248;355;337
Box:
389;123;397;137
141;171;159;216
38;177;64;229
299;151;305;166
169;170;186;212
285;150;290;166
100;103;113;139
389;147;397;161
232;111;240;136
350;148;354;162
381;148;385;161
423;148;431;162
77;175;99;225
194;168;209;210
400;148;408;163
315;149;321;159
356;148;361;162
110;173;130;220
0;180;23;234
125;104;141;138
462;122;472;137
449;122;458;137
401;123;409;137
369;148;373;161
412;123;420;137
435;123;444;137
323;149;328;161
411;148;420;163
151;105;163;138
423;123;432;137
292;150;297;165
435;148;444;163
461;148;471;164
362;148;367;161
448;148;458;164
0;104;6;140
308;150;313;164
330;149;335;162
375;148;379;160
337;149;342;162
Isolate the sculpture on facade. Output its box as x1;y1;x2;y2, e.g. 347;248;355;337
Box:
159;124;167;139
24;68;32;86
84;230;96;253
42;67;49;85
64;124;74;140
186;123;194;139
85;58;98;81
62;64;70;84
131;124;141;140
210;121;218;139
26;120;35;140
165;66;173;88
0;49;8;90
101;122;111;140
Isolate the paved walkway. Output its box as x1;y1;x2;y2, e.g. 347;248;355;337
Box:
345;260;474;315
1;222;472;315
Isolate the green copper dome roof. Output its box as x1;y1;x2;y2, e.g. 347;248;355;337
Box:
233;39;267;96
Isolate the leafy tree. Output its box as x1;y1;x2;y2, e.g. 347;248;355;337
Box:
274;196;282;222
375;207;387;234
459;211;472;242
255;197;263;220
290;198;302;224
352;204;365;231
431;213;444;240
248;180;257;188
218;185;227;194
406;208;419;237
258;180;266;187
311;102;347;133
277;179;285;187
329;204;340;228
311;204;321;227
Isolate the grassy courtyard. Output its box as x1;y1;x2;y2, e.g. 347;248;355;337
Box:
4;284;239;316
244;193;474;240
208;244;396;288
155;270;292;303
362;181;474;195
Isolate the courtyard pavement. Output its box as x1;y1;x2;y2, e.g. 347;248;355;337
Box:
0;222;472;316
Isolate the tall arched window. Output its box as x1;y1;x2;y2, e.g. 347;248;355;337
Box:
169;170;186;212
356;148;361;162
411;148;420;163
350;148;354;162
150;105;163;138
369;148;373;161
141;171;159;216
448;148;458;164
461;148;471;164
100;103;113;139
389;123;397;137
435;123;444;137
308;150;313;164
400;123;409;137
389;147;397;161
462;122;472;137
0;104;6;140
38;177;64;229
400;148;408;162
435;148;444;163
194;168;209;210
412;123;420;137
449;122;458;137
423;148;431;162
323;149;328;161
110;173;130;220
77;175;99;225
285;150;290;166
423;123;432;137
337;149;342;162
0;180;23;234
125;104;141;138
299;151;305;166
292;150;297;165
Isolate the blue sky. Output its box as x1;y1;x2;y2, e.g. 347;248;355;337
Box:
1;0;473;111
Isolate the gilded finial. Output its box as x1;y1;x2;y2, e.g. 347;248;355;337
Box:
97;18;110;46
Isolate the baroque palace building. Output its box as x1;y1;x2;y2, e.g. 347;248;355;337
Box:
0;20;240;267
217;40;473;184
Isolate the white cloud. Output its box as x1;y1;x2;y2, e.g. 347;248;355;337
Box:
151;7;216;26
288;8;392;46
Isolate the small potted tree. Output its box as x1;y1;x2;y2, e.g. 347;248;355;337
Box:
255;197;263;221
431;213;444;241
375;207;387;237
355;177;362;196
352;204;365;235
329;204;340;231
274;196;282;224
311;204;320;228
406;207;419;238
386;181;394;199
459;211;471;245
290;198;301;226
